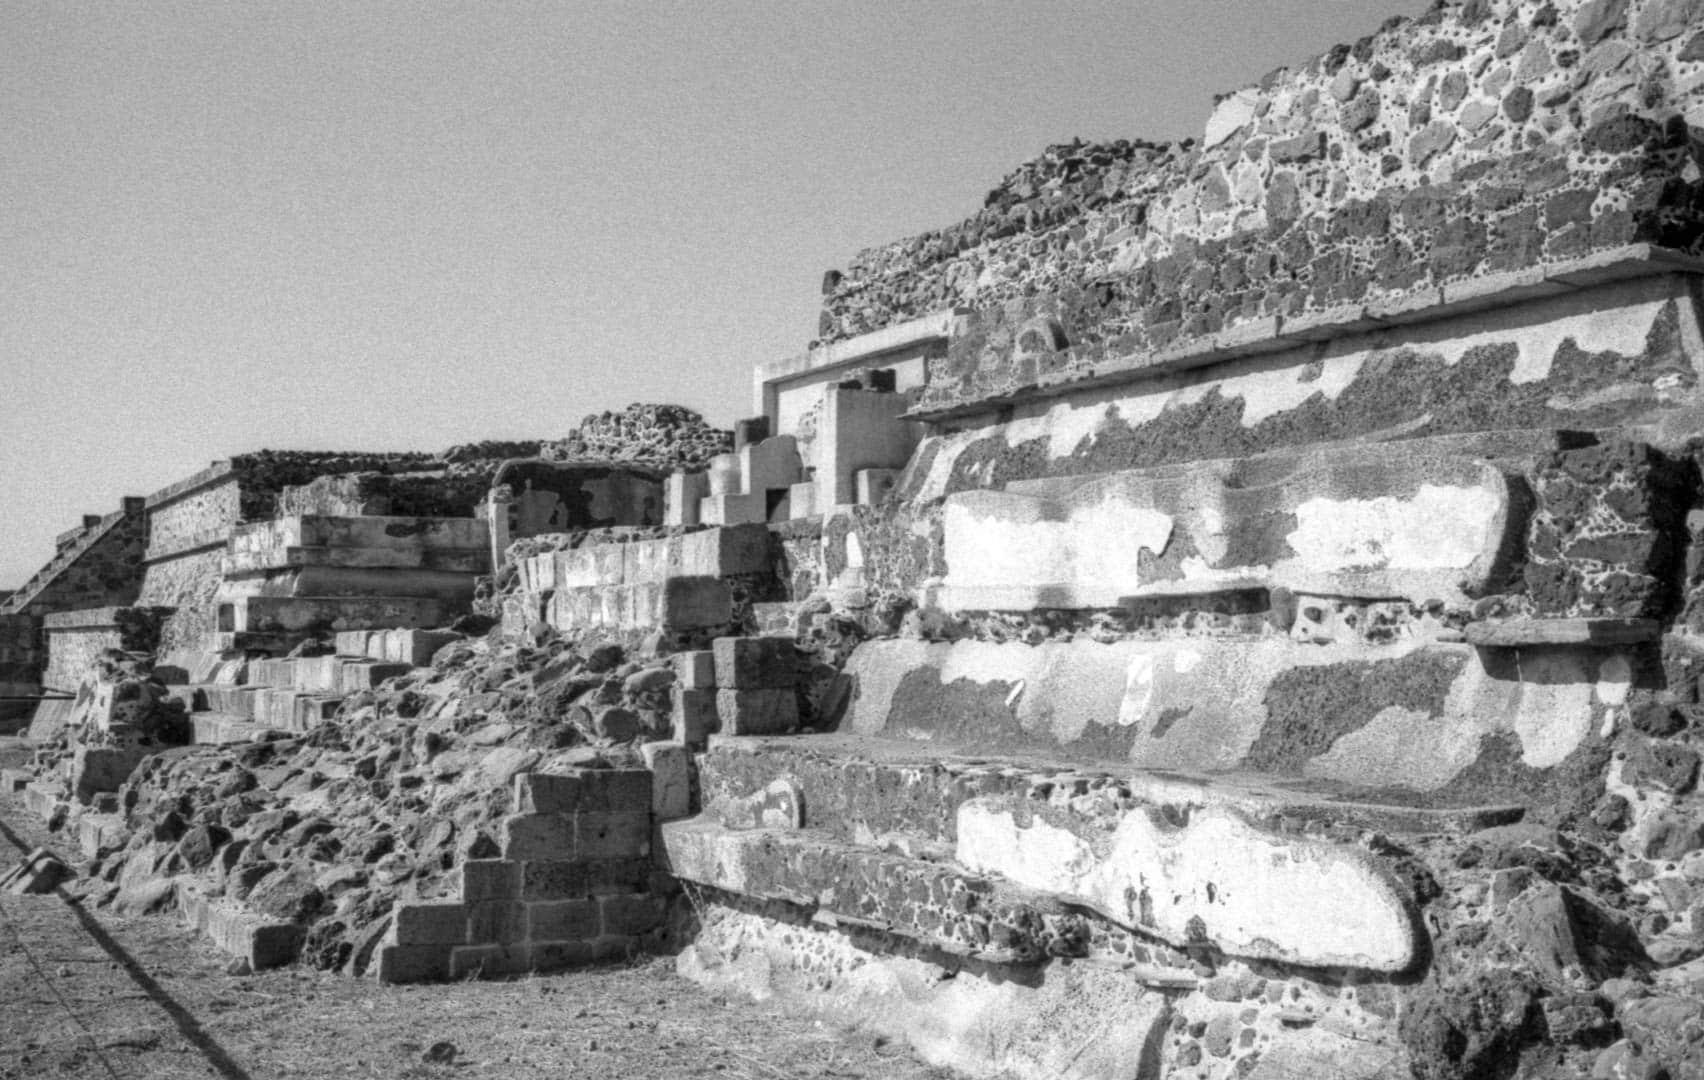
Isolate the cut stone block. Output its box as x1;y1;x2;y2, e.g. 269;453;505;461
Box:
1464;618;1661;646
339;661;412;693
599;894;665;937
374;943;451;984
448;943;533;979
191;713;260;745
513;770;652;815
391;902;469;946
666;470;708;527
461;859;522;902
955;797;1421;972
179;885;307;971
527;898;598;941
713;637;797;689
500;812;652;861
227;515;490;556
466;899;528;945
700;492;767;527
217;596;452;636
672;689;718;747
855;468;899;506
717;688;798;735
640;741;693;821
520;857;650;900
674;651;716;690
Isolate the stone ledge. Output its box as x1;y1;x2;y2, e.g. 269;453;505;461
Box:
143;529;231;565
905;244;1704;421
1463;618;1661;647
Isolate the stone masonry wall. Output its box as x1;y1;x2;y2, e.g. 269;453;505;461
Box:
817;0;1704;417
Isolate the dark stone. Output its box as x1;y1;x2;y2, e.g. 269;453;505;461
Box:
1628;739;1700;794
1541;993;1613;1045
1269;131;1325;163
1632;701;1688;737
1502;86;1534;123
1573;0;1629;45
1398;972;1541;1080
1582;114;1663;155
1642;811;1704;859
1503;883;1648;985
1544;188;1597;229
1682;31;1704;60
1341;91;1380;131
1245;650;1466;773
1410;38;1466;65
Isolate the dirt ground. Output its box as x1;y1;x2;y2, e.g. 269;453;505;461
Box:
0;784;959;1080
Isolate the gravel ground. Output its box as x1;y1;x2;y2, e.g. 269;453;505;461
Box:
0;775;959;1080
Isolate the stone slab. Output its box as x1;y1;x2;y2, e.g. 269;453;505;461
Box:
956;797;1421;972
1464;617;1661;646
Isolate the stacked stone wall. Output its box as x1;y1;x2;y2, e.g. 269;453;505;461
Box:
816;0;1704;418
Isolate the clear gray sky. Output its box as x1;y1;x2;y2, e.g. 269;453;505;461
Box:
1;0;1422;588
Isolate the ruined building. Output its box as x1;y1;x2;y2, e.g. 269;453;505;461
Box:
7;0;1704;1076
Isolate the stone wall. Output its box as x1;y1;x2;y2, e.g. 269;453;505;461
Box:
817;0;1704;419
542;404;732;472
40;607;171;692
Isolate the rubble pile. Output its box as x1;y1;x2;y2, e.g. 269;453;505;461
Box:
60;630;693;973
541;404;732;473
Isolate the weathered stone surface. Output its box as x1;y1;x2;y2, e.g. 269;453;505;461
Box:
956;798;1420;971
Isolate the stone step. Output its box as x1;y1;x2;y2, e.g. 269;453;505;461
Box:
176;882;305;971
216;565;479;604
658;816;1128;969
216;596;454;636
541;579;733;635
243;657;412;695
226;515;490;558
191;712;266;745
696;734;1523;848
333;628;461;667
221;544;490;575
249;689;342;732
76;811;125;857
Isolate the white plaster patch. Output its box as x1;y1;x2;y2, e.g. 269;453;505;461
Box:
1117;654;1156;727
1597;654;1632;707
941;491;1173;597
1435;290;1670;384
1510;652;1596;769
1287;484;1500;572
1304;706;1480;791
1227;351;1368;427
956;800;1417;971
1173;649;1203;676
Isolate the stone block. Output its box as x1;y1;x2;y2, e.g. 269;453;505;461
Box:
466;900;528;945
716;689;798;736
674;651;716;690
448;943;532;979
675;523;772;578
599;894;665;937
461;859;521;902
521;858;651;900
657;577;732;630
712;637;796;689
527;898;598;941
513;770;652;815
666;471;708;527
855;468;899;506
667;688;715;749
575;812;653;859
339;661;412;693
787;481;817;520
392;902;469;946
374;943;451;984
528;940;596;971
740;435;803;494
501;813;576;860
700;492;767;527
334;630;372;656
640;741;693;821
386;629;462;666
291;655;343;693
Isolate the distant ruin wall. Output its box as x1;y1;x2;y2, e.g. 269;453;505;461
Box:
40;607;169;693
818;0;1704;418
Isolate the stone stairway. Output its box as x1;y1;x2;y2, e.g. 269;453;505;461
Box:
0;502;143;617
661;729;1526;981
160;628;461;745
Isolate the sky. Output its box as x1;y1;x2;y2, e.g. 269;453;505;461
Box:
0;0;1425;588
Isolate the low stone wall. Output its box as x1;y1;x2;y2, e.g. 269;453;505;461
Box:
40;607;172;692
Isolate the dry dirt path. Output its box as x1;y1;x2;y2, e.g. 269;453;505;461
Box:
0;782;959;1080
